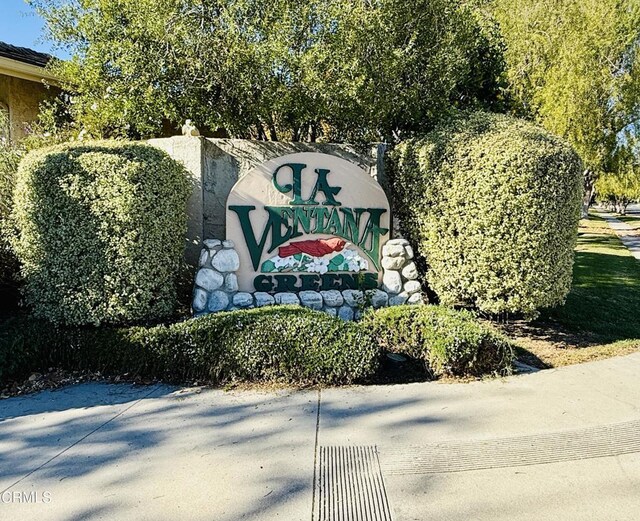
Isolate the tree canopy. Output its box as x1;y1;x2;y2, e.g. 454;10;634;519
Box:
595;140;640;214
32;0;505;142
31;0;640;184
492;0;640;177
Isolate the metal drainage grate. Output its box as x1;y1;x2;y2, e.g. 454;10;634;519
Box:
315;445;393;521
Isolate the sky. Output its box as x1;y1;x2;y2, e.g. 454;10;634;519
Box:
0;0;69;58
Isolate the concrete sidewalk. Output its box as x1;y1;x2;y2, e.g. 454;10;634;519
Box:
597;212;640;260
2;353;640;520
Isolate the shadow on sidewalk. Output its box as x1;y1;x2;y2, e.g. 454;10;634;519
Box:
0;382;447;521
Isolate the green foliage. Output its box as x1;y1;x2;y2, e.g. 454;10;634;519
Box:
390;111;583;316
0;317;37;383
32;0;505;143
543;215;640;341
0;305;514;386
492;0;640;186
595;145;640;215
0;107;20;292
363;305;513;377
0;307;379;385
11;141;191;326
0;143;21;290
0;97;87;308
595;171;640;215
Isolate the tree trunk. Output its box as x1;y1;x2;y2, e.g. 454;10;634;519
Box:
308;122;317;143
581;168;595;218
256;120;267;141
267;116;278;141
620;201;629;215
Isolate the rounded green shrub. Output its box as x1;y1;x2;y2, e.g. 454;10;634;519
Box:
390;111;583;316
0;307;379;385
363;304;513;377
12;141;191;326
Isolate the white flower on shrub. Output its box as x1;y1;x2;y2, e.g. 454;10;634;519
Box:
343;249;357;260
307;258;330;274
274;255;297;269
347;259;360;271
262;246;369;273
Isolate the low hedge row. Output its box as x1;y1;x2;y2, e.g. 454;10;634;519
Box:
363;305;513;377
0;306;378;386
0;305;513;387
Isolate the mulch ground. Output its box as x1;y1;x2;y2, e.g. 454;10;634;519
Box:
0;369;158;400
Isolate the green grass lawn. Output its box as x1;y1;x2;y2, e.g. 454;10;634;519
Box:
543;214;640;340
509;214;640;367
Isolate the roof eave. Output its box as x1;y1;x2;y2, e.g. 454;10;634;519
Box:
0;56;59;85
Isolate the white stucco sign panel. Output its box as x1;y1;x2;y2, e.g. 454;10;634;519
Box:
226;152;391;293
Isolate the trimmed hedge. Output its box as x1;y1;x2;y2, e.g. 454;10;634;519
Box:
0;307;379;386
390;111;583;316
12;141;191;326
0;305;513;387
364;305;513;377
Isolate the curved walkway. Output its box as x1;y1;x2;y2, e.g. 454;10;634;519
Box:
597;211;640;260
2;352;640;520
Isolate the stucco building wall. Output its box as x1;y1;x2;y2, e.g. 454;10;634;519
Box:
0;74;57;141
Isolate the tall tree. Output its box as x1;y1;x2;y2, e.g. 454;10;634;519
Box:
492;0;640;216
596;136;640;214
595;170;640;215
32;0;505;142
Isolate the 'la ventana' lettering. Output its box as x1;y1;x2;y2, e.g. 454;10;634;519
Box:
272;163;342;206
229;163;388;271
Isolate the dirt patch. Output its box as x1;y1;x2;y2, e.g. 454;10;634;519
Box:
500;320;640;368
0;369;158;399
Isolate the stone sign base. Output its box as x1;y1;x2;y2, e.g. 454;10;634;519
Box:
192;238;425;320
